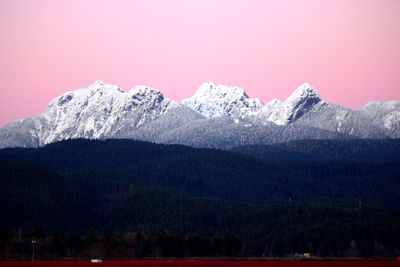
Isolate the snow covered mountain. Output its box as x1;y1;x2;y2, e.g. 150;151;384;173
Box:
0;80;202;147
181;82;264;118
181;82;398;139
0;80;399;149
249;83;389;138
42;80;175;143
359;101;400;138
256;83;321;125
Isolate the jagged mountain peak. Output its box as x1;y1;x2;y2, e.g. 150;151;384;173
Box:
87;80;124;93
255;83;321;125
129;85;164;99
34;81;179;145
49;82;166;111
193;82;248;99
89;79;106;87
47;81;124;110
123;85;169;112
182;82;263;118
265;98;283;107
285;82;320;106
284;82;322;123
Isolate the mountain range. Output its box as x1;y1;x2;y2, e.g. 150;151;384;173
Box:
1;80;399;149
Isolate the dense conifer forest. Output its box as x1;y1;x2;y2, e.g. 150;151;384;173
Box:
0;139;399;258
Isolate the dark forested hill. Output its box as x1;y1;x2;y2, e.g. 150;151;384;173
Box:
1;139;399;208
0;139;399;257
0;160;82;230
232;138;400;162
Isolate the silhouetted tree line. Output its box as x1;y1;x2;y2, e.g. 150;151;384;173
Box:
1;202;400;259
0;227;242;259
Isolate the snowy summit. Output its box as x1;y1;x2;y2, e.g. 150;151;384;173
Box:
181;82;263;118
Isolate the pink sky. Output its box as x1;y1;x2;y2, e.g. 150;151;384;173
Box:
0;0;399;127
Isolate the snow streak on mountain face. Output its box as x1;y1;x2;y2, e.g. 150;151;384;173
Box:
0;80;399;149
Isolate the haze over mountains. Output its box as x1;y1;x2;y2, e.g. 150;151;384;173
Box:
1;80;399;149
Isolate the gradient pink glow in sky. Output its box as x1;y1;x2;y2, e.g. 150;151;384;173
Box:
0;0;399;127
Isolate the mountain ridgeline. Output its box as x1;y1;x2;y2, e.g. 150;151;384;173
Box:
1;139;400;257
0;81;399;149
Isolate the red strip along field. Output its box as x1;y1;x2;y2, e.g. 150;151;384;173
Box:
0;260;399;267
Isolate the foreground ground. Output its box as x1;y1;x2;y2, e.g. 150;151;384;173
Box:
0;259;399;267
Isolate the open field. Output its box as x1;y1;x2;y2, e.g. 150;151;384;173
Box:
0;260;399;267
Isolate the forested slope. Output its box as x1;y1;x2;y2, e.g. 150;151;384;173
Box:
0;139;399;257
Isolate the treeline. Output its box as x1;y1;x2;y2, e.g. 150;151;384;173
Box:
1;203;400;258
0;228;241;259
